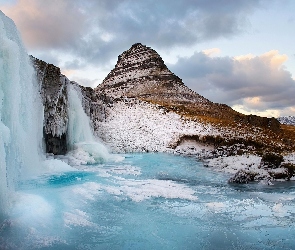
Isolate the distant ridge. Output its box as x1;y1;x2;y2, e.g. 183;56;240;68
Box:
278;116;295;126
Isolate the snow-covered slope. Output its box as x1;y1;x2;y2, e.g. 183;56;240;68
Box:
94;98;216;153
278;116;295;126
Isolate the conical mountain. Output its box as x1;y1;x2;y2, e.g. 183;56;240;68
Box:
96;43;278;129
96;43;205;102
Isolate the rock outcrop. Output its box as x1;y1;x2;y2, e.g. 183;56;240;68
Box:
32;57;109;155
32;56;69;154
97;43;205;103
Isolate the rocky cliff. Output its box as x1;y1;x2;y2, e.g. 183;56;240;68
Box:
32;56;69;154
32;57;109;155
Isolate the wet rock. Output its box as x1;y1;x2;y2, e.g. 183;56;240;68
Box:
228;170;257;184
260;152;283;169
281;163;295;180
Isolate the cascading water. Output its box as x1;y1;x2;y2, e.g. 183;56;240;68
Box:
66;84;111;165
0;11;44;214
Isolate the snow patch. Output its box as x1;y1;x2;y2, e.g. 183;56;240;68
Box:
95;99;216;153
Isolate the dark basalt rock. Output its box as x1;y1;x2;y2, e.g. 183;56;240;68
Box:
260;152;284;168
281;163;295;180
44;132;67;155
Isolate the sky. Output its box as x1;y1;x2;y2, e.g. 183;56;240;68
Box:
0;0;294;118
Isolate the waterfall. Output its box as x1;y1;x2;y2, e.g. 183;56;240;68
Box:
66;84;110;165
0;11;44;214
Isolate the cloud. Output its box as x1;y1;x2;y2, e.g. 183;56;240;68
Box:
169;50;295;116
1;0;268;67
2;0;88;49
202;48;221;57
70;76;99;88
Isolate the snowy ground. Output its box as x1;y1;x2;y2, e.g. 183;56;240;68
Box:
204;155;283;181
95;99;218;153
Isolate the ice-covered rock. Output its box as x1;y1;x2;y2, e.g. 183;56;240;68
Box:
32;57;69;154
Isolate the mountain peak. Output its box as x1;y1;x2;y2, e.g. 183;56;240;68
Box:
100;42;174;88
95;43;284;135
96;43;206;104
117;43;159;66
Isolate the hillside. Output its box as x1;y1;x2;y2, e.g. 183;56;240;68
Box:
94;43;294;154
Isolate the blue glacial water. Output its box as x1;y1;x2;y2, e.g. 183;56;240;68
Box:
1;153;295;250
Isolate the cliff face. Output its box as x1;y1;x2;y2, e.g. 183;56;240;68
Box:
32;57;69;154
32;57;109;155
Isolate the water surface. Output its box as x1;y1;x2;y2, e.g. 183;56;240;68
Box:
1;153;295;249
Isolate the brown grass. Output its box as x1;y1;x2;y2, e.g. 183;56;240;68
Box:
140;98;295;154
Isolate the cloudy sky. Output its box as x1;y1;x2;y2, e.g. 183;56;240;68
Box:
1;0;294;117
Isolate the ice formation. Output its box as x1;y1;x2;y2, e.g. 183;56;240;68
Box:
66;84;111;165
0;11;44;213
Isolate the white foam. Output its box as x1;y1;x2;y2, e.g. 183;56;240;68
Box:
64;209;96;227
96;165;141;177
42;159;76;173
72;182;102;201
104;177;198;202
206;202;226;212
11;193;53;226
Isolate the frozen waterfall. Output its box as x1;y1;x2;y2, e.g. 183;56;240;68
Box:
66;84;111;165
0;11;44;214
0;10;111;217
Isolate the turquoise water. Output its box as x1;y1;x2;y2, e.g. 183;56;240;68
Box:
1;153;295;249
